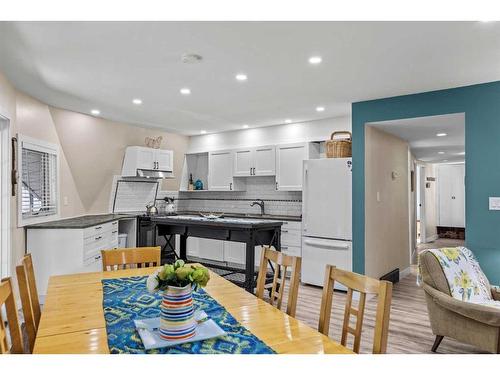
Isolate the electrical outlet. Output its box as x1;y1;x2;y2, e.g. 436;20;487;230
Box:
489;197;500;210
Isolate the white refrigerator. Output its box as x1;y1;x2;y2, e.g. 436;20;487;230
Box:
301;158;352;287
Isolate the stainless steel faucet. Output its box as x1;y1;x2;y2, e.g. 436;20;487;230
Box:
250;199;265;215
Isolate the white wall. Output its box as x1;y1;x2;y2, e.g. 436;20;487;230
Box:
187;116;351;152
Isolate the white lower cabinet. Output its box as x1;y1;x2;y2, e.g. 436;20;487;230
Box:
183;220;302;268
28;221;119;300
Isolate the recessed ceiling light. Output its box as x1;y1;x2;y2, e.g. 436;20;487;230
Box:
308;56;322;65
181;53;203;64
443;159;449;162
180;88;191;95
316;106;325;112
242;124;249;129
457;151;466;155
235;74;248;81
436;133;447;137
91;109;100;115
132;98;143;105
438;151;445;155
200;130;207;134
285;119;292;124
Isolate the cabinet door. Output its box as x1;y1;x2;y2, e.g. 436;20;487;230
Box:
276;144;306;190
233;149;253;176
136;148;156;170
208;151;234;190
223;241;245;264
197;238;224;262
254;146;276;176
156;149;173;171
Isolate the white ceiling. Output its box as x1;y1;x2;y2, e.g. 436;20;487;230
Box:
369;113;465;163
0;22;499;135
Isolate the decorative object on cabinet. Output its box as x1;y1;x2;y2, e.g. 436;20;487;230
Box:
325;131;352;158
194;179;203;190
144;136;163;149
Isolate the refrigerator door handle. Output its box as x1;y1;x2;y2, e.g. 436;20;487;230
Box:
304;239;350;250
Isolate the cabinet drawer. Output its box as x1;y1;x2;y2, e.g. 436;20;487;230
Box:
282;221;301;231
281;245;301;257
84;221;117;239
281;230;301;246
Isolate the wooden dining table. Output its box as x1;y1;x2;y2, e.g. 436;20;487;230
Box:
33;267;353;354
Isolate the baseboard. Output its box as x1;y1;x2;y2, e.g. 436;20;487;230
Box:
425;234;439;243
399;267;411;280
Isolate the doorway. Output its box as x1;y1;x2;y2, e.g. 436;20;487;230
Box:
0;114;10;278
368;113;466;266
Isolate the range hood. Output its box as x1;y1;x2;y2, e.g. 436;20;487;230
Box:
136;169;174;179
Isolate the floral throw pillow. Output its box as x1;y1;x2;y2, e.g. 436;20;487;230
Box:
427;247;492;303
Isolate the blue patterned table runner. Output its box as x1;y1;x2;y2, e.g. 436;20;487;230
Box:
102;276;276;354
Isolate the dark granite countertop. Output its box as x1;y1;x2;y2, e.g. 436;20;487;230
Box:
25;213;138;229
151;214;283;229
177;211;301;222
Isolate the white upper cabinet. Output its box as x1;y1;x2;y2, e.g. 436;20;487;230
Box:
136;148;156;170
208;150;234;190
156;149;173;171
232;145;276;177
122;146;174;177
233;149;254;176
437;164;465;227
276;143;319;191
254;146;276;176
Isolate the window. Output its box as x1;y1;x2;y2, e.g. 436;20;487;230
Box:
18;135;59;226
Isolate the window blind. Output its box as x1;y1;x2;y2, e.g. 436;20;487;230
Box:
21;147;58;218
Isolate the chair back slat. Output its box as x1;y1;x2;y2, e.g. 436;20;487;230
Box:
16;254;41;353
318;265;393;354
101;247;161;271
255;247;301;317
0;278;24;354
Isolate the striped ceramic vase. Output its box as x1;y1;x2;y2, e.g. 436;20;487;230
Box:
159;284;196;341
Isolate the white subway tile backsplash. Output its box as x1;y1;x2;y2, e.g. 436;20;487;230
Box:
175;177;302;217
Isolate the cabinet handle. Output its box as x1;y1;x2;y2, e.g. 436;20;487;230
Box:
95;226;102;230
112;230;118;234
275;182;278;190
95;236;102;240
249;167;252;175
252;167;256;175
282;230;289;233
229;182;233;190
94;255;101;260
281;246;289;250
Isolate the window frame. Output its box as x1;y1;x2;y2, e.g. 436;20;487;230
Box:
17;134;60;227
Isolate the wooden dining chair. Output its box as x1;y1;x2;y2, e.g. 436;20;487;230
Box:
101;246;162;271
0;278;24;354
15;254;41;353
318;265;393;354
255;247;302;317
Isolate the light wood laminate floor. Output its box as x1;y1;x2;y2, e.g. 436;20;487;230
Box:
283;267;484;354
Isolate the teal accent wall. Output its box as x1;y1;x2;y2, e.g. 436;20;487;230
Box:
352;81;500;284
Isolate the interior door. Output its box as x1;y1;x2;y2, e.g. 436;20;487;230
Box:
276;144;306;190
208;151;234;190
233;148;253;176
451;164;465;227
254;146;276;176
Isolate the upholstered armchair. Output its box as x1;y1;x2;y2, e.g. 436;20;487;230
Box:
419;248;500;353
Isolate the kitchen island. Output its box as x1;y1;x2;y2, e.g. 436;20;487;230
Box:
151;215;283;292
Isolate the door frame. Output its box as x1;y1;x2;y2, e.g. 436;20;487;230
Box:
0;114;11;278
417;163;427;243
